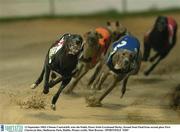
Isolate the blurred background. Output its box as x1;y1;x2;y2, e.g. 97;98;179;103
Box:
0;0;180;18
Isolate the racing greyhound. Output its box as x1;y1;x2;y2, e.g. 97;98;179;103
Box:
30;33;83;110
86;34;141;107
143;16;177;76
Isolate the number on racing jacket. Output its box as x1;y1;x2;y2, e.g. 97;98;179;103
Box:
112;35;140;53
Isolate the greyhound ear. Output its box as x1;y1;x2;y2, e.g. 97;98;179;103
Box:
107;21;111;26
116;21;119;27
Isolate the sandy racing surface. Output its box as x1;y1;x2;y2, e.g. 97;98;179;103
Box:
0;13;180;124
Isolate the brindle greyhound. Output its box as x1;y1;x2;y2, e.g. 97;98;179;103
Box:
30;33;83;110
64;21;127;94
143;16;177;76
86;34;142;107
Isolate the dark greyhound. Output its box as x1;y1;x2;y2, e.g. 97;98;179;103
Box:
143;16;178;76
30;33;83;110
86;34;142;107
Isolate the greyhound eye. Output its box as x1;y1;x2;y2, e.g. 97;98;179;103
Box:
122;53;126;56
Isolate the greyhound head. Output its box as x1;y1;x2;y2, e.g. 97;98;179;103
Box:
84;31;102;47
154;16;167;32
82;31;102;59
107;21;127;42
66;34;83;55
112;49;136;71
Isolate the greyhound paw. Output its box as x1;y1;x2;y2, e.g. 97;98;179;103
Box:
144;71;149;76
85;96;102;107
43;89;49;94
30;83;37;89
51;104;56;111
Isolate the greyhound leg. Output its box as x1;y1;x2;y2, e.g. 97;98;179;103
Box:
98;77;118;102
121;76;129;98
91;64;109;90
51;78;71;110
43;66;51;94
48;77;63;88
86;76;118;107
88;62;102;86
144;57;162;76
95;72;109;90
142;42;151;61
64;64;87;94
91;69;103;90
30;66;45;89
149;53;159;62
73;62;84;78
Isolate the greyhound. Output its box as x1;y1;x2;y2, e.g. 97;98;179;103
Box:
86;34;141;107
143;16;177;76
30;33;83;110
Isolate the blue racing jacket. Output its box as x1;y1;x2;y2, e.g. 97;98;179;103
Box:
107;34;140;74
